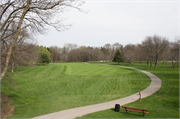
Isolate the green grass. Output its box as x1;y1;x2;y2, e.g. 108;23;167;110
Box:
1;63;151;118
76;61;179;118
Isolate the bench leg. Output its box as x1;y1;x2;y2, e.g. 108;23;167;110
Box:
125;107;128;114
143;112;145;117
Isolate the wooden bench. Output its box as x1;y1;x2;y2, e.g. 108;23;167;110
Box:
122;106;149;117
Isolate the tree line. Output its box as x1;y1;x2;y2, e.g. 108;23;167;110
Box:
1;35;179;78
4;34;180;71
46;35;179;71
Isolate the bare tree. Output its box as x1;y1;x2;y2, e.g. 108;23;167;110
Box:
64;43;78;62
66;46;105;62
135;44;145;64
92;47;102;61
49;46;61;62
64;43;78;52
61;53;68;62
0;0;84;81
169;37;180;70
124;44;135;66
68;49;79;62
103;44;112;62
1;22;38;75
142;35;169;69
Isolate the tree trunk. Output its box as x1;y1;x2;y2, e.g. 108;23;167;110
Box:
11;62;14;74
147;60;149;66
150;61;152;68
154;63;157;69
154;55;158;69
0;1;30;82
173;64;175;71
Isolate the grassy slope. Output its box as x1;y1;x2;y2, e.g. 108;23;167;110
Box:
77;62;179;118
1;63;151;118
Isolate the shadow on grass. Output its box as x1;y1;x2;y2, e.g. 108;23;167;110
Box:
111;108;145;117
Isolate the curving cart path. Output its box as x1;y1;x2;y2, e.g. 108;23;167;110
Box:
32;65;162;119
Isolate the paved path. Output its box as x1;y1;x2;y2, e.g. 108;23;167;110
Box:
32;65;162;119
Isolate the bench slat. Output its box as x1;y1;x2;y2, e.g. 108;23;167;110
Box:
122;108;149;114
122;106;148;112
122;106;148;117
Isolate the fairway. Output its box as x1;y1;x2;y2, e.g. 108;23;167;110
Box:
2;63;151;118
77;62;179;118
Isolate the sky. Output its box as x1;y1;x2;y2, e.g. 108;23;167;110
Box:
37;0;180;48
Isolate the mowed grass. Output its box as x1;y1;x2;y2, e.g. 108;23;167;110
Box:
1;63;151;118
77;62;179;118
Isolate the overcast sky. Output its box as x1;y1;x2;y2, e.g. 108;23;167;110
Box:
37;0;180;48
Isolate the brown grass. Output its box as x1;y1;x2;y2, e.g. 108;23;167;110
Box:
1;95;15;118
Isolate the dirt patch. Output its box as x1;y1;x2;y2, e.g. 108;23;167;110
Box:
1;95;15;118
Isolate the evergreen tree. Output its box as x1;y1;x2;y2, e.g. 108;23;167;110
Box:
40;53;50;65
36;46;51;63
113;50;124;64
